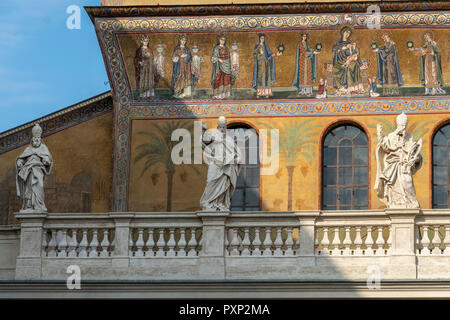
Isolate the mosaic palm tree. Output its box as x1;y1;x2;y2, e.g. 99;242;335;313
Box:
134;120;200;211
261;119;320;210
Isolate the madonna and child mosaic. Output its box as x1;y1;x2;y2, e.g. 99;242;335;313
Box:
122;26;449;101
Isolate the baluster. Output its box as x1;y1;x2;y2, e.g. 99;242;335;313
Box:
89;229;99;257
330;228;340;256
79;229;89;258
178;228;187;257
100;229;110;257
375;226;384;256
415;225;422;254
58;230;68;257
253;227;262;256
386;226;392;253
135;228;145;257
443;226;450;255
166;228;176;256
274;227;283;256
129;230;135;256
155;228;166;257
230;228;240;256
263;227;272;256
322;227;330;255
365;226;374;256
187;228;197;257
432;226;442;255
241;228;251;255
285;227;294;256
47;230;57;257
354;227;363;255
343;226;352;255
42;230;49;257
67;229;79;257
421;226;431;255
145;228;155;257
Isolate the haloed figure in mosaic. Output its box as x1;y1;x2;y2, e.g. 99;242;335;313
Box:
134;35;158;98
409;32;445;95
373;32;403;96
252;34;282;98
200;116;242;211
171;34;193;99
211;35;235;99
332;26;364;96
16;124;53;213
292;33;320;97
375;113;422;209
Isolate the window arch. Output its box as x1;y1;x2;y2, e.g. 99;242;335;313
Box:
227;123;260;211
432;123;450;208
322;124;369;210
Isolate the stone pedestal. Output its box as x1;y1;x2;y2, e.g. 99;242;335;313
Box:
296;211;320;266
196;211;229;280
110;214;133;268
386;208;420;279
14;212;47;280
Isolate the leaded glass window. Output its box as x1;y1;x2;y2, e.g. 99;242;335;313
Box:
228;124;260;211
322;124;369;210
432;124;450;208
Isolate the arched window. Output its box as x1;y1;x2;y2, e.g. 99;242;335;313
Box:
432;123;450;208
227;124;260;211
322;124;369;210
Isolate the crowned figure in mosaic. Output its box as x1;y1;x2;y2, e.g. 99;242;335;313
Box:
292;33;320;97
409;32;445;95
200;116;242;211
373;32;403;96
375;113;422;209
211;35;235;99
171;34;193;99
134;34;158;98
16;124;53;213
252;34;282;98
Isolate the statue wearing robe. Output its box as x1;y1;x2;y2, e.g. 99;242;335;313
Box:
16;126;53;212
375;114;422;209
200;118;241;211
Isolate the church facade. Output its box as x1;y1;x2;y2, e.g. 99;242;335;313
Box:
1;0;450;298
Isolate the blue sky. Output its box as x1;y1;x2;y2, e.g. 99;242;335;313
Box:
0;0;109;133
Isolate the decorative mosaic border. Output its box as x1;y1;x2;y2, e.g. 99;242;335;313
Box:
128;98;450;119
86;2;450;18
97;13;450;33
89;7;450;212
0;93;113;155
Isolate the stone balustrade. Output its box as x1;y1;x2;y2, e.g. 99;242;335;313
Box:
8;209;450;281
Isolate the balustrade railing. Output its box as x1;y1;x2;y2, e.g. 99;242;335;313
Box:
12;209;450;280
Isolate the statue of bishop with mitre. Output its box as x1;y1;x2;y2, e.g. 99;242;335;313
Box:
16;123;53;213
375;112;422;209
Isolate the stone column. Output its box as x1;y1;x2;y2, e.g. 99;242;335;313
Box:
196;211;229;280
386;208;420;279
14;212;47;280
295;211;320;266
110;213;133;268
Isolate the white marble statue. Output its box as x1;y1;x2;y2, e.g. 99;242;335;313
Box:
375;113;422;209
200;116;241;211
16;124;53;213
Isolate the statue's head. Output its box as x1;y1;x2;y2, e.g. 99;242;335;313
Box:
396;112;408;133
192;44;199;54
217;116;227;134
156;43;164;53
31;123;42;148
231;42;239;51
218;34;226;46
